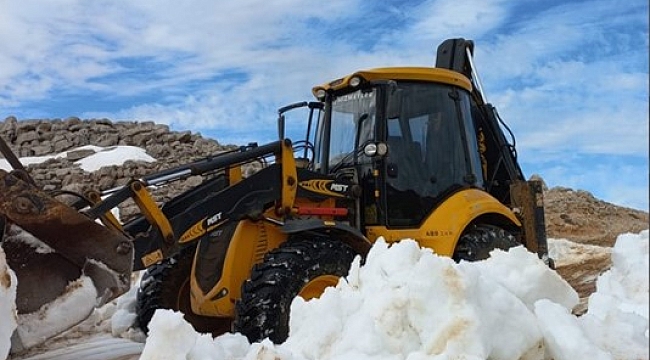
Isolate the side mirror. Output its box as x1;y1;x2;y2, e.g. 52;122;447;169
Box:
277;101;310;140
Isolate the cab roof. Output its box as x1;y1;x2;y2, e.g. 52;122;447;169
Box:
312;67;472;97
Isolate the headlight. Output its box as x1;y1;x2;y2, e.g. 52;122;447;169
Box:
349;76;361;87
363;143;388;157
375;142;388;156
363;143;377;156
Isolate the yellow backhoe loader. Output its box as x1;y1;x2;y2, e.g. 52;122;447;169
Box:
0;38;551;348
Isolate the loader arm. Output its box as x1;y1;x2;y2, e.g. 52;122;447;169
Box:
123;136;362;320
102;139;299;270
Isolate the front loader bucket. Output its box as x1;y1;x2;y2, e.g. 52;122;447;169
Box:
0;169;134;316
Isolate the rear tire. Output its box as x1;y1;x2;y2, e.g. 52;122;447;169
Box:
233;237;357;343
453;224;520;262
135;245;231;335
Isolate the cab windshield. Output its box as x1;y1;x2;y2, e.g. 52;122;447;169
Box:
320;89;376;170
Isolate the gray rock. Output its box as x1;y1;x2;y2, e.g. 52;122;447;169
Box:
16;131;39;145
66;149;96;161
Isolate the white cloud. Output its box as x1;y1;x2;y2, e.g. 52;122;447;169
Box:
403;0;510;42
471;1;648;164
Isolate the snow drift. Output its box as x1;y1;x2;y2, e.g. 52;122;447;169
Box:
137;231;649;360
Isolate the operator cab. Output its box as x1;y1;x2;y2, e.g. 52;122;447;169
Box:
312;67;484;228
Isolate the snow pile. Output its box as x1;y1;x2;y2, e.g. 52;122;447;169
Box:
72;145;155;172
280;242;572;360
110;274;147;343
578;230;649;359
10;276;98;352
1;230;648;360
138;231;649;360
533;230;650;360
2;232;648;360
142;313;251;360
0;247;17;360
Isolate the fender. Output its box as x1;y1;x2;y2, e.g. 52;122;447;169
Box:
189;217;287;317
366;188;521;256
282;218;373;257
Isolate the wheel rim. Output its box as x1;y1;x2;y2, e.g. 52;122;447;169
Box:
299;275;340;300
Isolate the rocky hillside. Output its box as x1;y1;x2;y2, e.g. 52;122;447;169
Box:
543;186;648;312
0;116;239;217
1;116;648;306
544;187;648;247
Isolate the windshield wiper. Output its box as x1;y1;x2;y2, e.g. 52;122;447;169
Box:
329;151;357;173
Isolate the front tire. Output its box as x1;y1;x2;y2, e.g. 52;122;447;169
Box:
453;224;520;262
233;237;357;343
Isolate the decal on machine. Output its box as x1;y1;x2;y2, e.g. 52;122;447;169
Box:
207;212;223;226
425;230;453;237
299;179;348;197
179;212;226;243
329;183;349;192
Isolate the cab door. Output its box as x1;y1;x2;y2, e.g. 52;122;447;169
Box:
381;82;482;228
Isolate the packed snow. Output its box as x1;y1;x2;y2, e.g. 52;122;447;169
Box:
10;276;98;352
0;145;648;360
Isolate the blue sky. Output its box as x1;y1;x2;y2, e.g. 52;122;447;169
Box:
1;0;648;211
